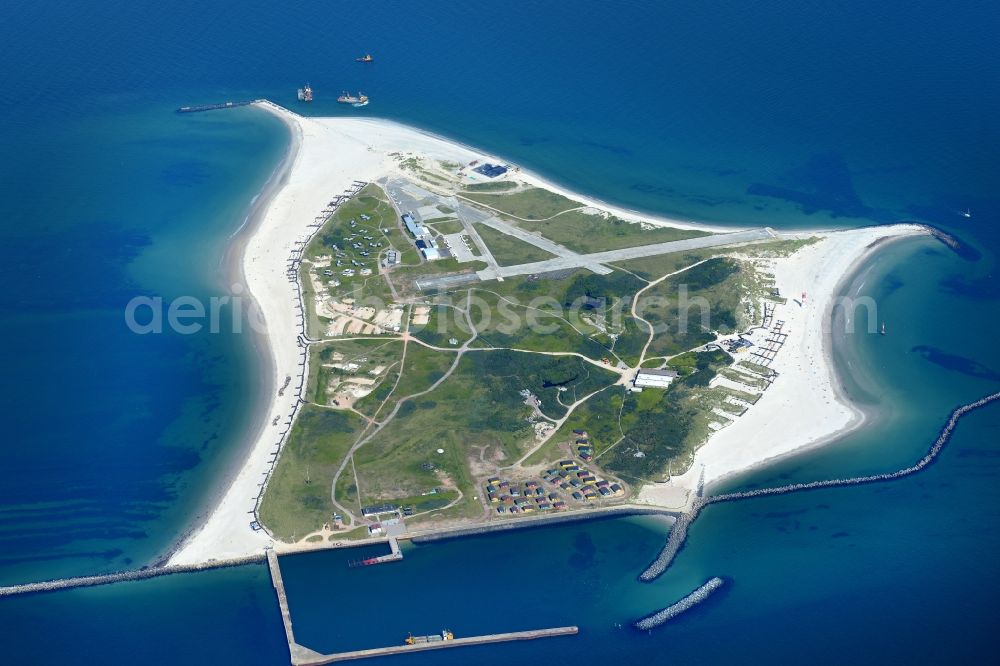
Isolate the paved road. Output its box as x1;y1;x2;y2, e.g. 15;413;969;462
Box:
477;228;776;280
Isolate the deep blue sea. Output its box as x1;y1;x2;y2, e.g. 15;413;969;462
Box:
0;0;997;663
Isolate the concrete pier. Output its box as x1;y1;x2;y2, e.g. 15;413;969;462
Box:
295;626;579;665
267;549;325;665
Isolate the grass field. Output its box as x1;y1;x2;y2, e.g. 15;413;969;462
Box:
351;351;617;513
308;339;403;407
354;341;455;420
510;211;709;254
424;218;465;235
636;258;747;357
461;187;581;219
258;405;364;540
475;223;557;267
304;185;396;301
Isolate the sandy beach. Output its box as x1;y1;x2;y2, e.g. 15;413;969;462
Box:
636;225;929;510
169;104;929;565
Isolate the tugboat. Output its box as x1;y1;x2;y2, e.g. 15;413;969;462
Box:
297;84;313;102
355;54;374;63
337;91;369;107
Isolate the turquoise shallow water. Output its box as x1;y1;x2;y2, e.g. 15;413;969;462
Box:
0;0;998;662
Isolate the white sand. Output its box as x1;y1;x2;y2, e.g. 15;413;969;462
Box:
169;103;929;564
636;225;928;510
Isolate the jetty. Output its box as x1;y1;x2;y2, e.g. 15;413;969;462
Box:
176;100;258;113
293;627;579;665
347;536;402;567
266;546;575;664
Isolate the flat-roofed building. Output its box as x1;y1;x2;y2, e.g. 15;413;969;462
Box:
633;368;680;389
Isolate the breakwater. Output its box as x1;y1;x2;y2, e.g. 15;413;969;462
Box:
295;627;579;665
640;390;1000;581
177;100;260;113
633;577;725;630
0;553;265;598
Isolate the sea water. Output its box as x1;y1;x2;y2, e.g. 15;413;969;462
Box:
0;0;997;663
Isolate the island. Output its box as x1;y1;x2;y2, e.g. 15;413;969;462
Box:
167;102;929;565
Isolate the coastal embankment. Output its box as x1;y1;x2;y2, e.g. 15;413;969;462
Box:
410;506;676;545
633;577;725;630
640;390;1000;581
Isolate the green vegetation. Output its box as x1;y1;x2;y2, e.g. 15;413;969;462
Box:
602;349;733;483
411;303;474;348
259;406;363;540
463;181;518;193
307;339;402;406
475;224;557;266
461;187;581;219
350;351;618;520
523;386;625;467
612;236;820;281
511;211;709;254
469;290;612;362
263;176;801;538
299;184;398;309
355;342;454;420
425;219;465;235
640;258;744;356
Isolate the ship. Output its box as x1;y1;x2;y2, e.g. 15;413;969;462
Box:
297;84;313;102
337;91;369;107
356;54;374;63
405;630;454;645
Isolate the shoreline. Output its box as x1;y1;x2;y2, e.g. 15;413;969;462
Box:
700;232;928;495
168;104;931;564
639;225;929;508
167;108;304;564
153;112;297;566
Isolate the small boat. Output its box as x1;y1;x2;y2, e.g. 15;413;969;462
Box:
961;208;972;218
880;322;887;336
337;91;369;107
355;54;373;63
297;84;313;102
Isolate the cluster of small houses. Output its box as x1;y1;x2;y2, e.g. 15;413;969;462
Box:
484;478;566;514
485;465;623;516
573;429;593;461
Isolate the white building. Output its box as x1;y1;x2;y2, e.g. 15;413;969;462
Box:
633;368;679;389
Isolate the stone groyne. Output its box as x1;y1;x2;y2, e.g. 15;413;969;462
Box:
640;391;1000;581
638;502;704;582
634;577;725;630
0;553;265;598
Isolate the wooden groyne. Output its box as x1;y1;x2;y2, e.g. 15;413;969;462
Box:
0;553;265;598
640;390;1000;581
634;577;725;630
250;182;368;537
295;627;579;665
